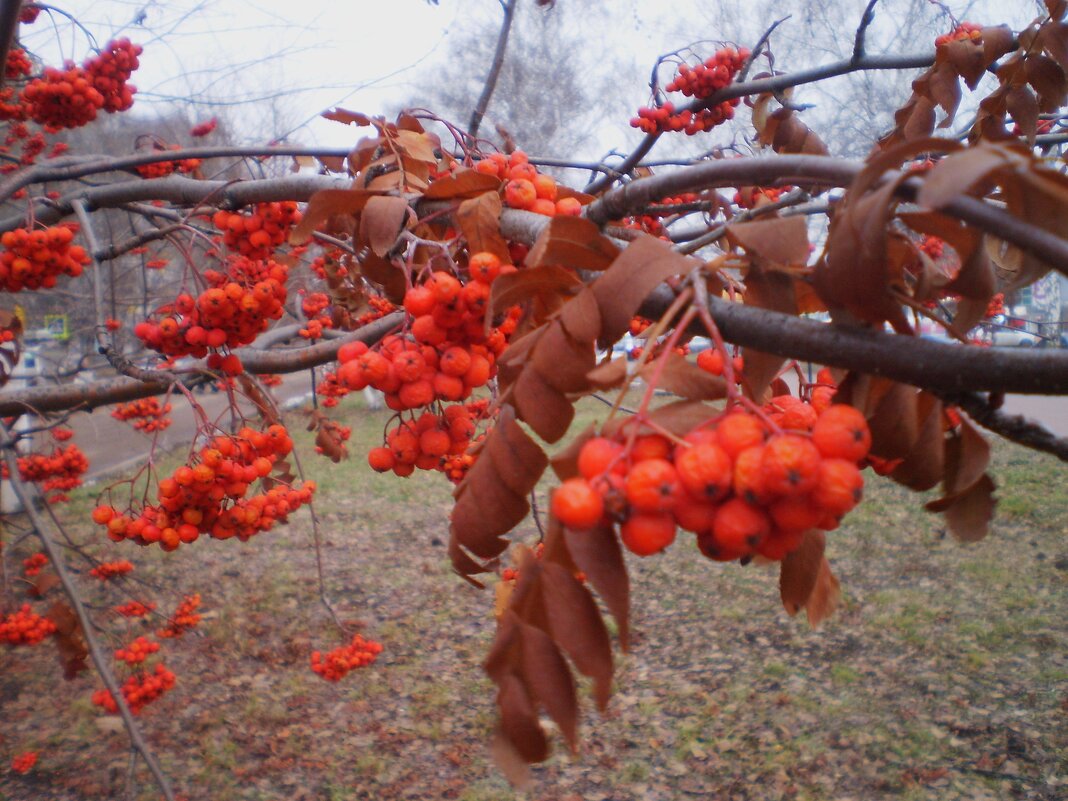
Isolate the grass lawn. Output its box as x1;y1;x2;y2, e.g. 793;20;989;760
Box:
1;391;1066;801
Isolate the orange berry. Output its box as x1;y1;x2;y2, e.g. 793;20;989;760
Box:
675;442;733;502
621;513;677;556
761;435;821;498
468;252;501;284
812;458;864;516
672;492;718;534
555;197;582;216
403;285;437;317
504;178;537;210
696;349;725;375
811;405;871;462
552;478;605;529
780;402;818;432
92;505;115;525
631;434;671;462
439;346;472;377
367;447;395;472
768;496;824;533
533;173;557;201
715;413;766;459
712;498;771;555
427;272;462;304
577;437;625;480
732;445;769;504
624;458;681;513
756;528;805;560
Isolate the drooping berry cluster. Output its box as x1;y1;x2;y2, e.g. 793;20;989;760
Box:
22;552;48;577
696;348;745;379
299;291;333;340
114;636;160;666
88;560;134;581
133;256;289;360
0;225;89;291
212;201;301;260
92;663;176;714
631;47;749;135
157;594;201;638
111;398;173;433
733;185;793;209
310;634;383;681
114;600;156;618
10;752;37;774
3;443;90;501
134;146;201;179
0;604;57;645
368;403;484;479
935;21;983;47
6;48;32;80
19;39;141;130
473;150;583;216
552;396;871;562
190;117;218;137
93;426;313;550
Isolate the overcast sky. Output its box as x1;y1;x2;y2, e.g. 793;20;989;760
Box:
17;0;1044;158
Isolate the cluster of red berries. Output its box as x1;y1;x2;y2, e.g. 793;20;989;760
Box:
51;427;74;442
629;316;652;336
474;151;583;216
259;373;283;387
666;47;751;97
935;22;983;47
133;256;289;360
985;293;1005;318
212;201;301;260
114;600;156;618
114;636;160;665
336;259;516;413
552;395;871;561
134;147;201;179
647;193;701;216
111;398;173;433
631;47;748;135
89;560;134;581
157;595;201;638
0;604;56;645
190;117;218;137
368;403;483;479
92;663;176;715
734;185;792;209
6;49;32;80
22;553;47;578
4;443;89;499
0;225;89;291
17;39;141;130
83;39;142;114
93;425;313;550
10;751;37;774
299;291;333;340
310;635;383;681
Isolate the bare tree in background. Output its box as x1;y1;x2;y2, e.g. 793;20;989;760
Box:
400;0;626;158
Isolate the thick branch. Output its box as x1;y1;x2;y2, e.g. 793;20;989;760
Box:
0;313;401;417
0;174;348;232
0;0;21;92
637;285;1068;396
468;0;518;140
0;427;176;801
936;391;1068;461
0;145;352;203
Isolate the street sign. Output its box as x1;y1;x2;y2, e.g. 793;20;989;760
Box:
43;314;69;340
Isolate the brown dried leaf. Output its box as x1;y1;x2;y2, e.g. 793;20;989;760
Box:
726;217;810;267
586;357;630;391
359;196;410;257
457;191;510;263
563;523;630;649
741;267;798;401
779;531;826;616
917;145;1009;209
557;288;602;344
889;392;945;491
526;216;621;272
540;562;613;711
805;558;841;627
497;673;550;763
488;265;583;320
550;423;596;481
592;235;699;347
47;601;88;680
423;169;501;200
514;368;574;443
518;622;579;751
289;189;379;244
358;251;407;304
637;353;726;401
532;321;596;394
926;473;997;542
321;108;373;126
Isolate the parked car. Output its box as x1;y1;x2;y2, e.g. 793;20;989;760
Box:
989;315;1045;347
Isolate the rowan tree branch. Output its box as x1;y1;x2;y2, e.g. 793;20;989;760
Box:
0;0;22;92
0;426;176;801
468;0;518;141
584;49;936;194
935;391;1068;461
852;0;881;63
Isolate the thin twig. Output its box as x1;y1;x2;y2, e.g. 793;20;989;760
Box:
852;0;881;63
0;425;176;801
468;0;518;141
738;16;791;82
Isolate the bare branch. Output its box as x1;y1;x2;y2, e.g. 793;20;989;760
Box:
0;0;22;92
936;391;1068;461
468;0;519;141
738;16;791;83
852;0;881;64
0;425;176;801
